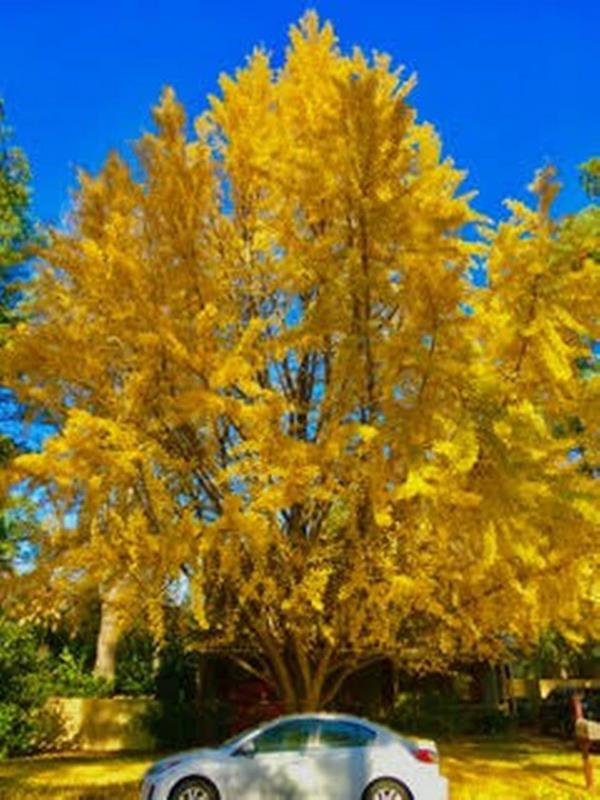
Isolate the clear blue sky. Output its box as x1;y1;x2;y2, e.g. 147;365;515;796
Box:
1;0;598;226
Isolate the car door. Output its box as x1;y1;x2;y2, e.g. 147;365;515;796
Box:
310;719;377;800
226;718;319;800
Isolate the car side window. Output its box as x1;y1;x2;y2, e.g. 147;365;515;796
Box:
316;720;376;749
249;720;317;754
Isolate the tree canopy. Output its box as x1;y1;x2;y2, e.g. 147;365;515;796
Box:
0;100;34;573
2;14;599;710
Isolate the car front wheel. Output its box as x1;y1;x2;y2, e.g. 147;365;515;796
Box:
363;777;412;800
168;777;219;800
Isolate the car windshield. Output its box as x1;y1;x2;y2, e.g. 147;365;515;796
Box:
220;725;262;750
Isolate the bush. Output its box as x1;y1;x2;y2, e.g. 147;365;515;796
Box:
515;697;538;727
50;648;112;698
0;617;55;756
115;630;156;696
146;643;204;749
389;690;514;738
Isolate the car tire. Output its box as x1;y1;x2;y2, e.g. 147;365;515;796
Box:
363;777;412;800
168;776;219;800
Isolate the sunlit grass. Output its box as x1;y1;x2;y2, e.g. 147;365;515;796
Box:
441;737;596;799
0;737;597;798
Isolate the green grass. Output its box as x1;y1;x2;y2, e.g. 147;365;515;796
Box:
0;737;596;799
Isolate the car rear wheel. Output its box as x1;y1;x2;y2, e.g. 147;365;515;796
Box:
363;777;412;800
168;777;219;800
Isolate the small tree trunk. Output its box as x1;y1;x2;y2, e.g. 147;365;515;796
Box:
281;688;320;714
93;583;123;681
299;690;321;712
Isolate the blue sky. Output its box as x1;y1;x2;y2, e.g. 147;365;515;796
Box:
1;0;598;226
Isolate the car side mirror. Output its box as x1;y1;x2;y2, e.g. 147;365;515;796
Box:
235;740;256;758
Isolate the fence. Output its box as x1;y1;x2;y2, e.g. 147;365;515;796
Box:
46;696;158;751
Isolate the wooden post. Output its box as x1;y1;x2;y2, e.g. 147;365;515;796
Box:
580;738;594;792
572;693;597;792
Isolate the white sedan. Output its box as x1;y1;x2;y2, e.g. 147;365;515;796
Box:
140;712;448;800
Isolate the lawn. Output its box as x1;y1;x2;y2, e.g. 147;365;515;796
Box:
0;737;596;799
442;737;596;799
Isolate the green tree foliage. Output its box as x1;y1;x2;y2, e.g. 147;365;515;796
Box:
0;101;37;576
557;163;600;468
580;158;600;201
0;100;32;272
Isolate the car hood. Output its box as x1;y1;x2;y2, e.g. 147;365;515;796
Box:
147;747;225;776
180;747;223;760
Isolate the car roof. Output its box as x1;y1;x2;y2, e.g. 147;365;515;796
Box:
249;711;388;730
231;712;413;745
263;712;374;721
219;711;439;756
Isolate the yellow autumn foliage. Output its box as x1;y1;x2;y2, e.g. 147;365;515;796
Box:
1;15;598;710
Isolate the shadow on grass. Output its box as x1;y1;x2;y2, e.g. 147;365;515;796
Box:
0;782;136;800
0;751;157;800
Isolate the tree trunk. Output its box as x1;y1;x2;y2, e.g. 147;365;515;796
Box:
239;613;382;714
279;684;322;714
93;583;124;681
270;642;355;713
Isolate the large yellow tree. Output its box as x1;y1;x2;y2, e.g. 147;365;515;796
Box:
3;14;599;708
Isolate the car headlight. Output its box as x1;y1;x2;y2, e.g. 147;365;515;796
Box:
147;758;185;777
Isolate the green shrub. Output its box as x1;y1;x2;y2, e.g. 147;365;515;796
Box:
50;648;112;698
115;630;156;696
388;690;514;738
0;617;55;756
145;643;203;749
